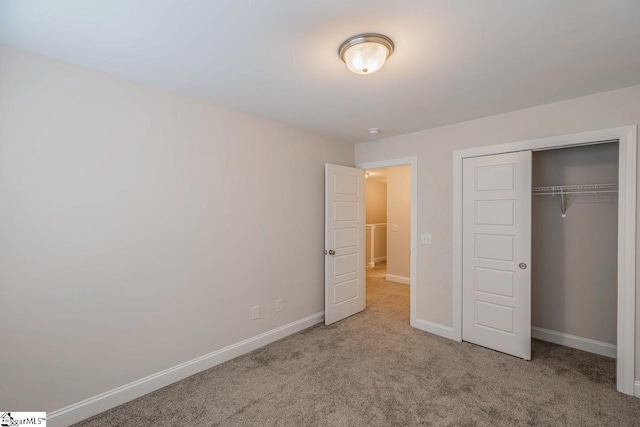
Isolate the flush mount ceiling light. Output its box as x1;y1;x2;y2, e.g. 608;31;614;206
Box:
338;33;394;75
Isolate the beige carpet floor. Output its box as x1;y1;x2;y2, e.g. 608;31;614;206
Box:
76;263;640;426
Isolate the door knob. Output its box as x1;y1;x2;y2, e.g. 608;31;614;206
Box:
328;250;336;255
519;263;527;269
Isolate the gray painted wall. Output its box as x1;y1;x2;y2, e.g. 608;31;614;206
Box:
0;45;354;411
532;144;618;344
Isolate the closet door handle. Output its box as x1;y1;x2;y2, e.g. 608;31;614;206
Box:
519;263;527;269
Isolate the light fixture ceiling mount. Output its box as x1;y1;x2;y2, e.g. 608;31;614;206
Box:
338;33;394;75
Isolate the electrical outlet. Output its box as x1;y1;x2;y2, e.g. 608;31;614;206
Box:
421;233;432;245
276;299;283;312
251;306;260;320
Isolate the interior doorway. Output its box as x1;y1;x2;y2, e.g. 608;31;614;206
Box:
365;166;411;284
358;157;418;328
364;165;412;322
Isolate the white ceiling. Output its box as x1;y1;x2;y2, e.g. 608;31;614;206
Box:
2;1;639;143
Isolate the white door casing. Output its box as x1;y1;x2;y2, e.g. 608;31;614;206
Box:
325;164;365;325
462;151;532;359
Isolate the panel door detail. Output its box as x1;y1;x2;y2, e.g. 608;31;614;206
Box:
462;151;532;359
325;164;365;325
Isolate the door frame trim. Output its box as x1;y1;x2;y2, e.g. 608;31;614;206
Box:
452;126;637;395
357;157;418;330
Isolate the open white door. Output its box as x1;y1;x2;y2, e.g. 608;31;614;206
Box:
462;151;532;359
325;164;365;325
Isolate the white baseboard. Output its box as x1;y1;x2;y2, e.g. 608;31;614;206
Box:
635;380;640;398
385;274;410;285
413;318;457;341
531;326;616;358
48;312;325;427
367;257;387;269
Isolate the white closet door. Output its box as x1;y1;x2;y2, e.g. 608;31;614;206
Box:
462;151;532;360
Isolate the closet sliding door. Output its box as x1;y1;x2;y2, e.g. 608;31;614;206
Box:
462;151;532;360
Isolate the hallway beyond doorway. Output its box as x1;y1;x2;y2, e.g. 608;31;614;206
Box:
366;261;410;323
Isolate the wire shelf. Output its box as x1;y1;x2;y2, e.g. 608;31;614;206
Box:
532;183;618;196
532;183;617;218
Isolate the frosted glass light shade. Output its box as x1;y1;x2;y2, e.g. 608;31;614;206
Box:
343;42;389;75
339;33;394;75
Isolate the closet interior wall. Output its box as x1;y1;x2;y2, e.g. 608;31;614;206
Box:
532;143;619;349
